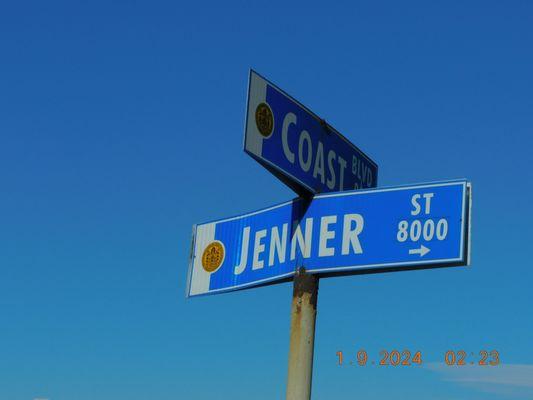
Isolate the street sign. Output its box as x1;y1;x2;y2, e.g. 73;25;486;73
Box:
244;70;378;196
187;180;471;297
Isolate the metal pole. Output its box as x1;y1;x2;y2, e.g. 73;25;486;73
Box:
286;267;319;400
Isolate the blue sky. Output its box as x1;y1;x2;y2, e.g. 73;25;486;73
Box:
1;1;532;399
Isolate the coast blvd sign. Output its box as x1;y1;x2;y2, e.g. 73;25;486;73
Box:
187;181;471;297
244;70;378;196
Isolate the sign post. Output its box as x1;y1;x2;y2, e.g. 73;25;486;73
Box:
242;70;379;399
188;71;472;400
286;268;318;400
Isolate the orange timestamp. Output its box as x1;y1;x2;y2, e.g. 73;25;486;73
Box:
444;350;500;366
336;349;501;367
336;349;423;366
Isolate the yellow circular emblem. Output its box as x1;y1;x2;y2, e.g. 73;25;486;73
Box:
201;241;225;273
255;102;274;137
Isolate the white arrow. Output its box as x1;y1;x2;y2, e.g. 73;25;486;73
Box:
409;245;430;257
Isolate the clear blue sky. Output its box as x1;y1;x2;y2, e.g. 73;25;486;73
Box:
1;1;532;399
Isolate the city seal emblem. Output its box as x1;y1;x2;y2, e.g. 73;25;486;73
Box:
255;102;274;137
201;241;225;273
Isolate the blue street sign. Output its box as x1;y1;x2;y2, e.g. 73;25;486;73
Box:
187;181;471;297
244;70;378;195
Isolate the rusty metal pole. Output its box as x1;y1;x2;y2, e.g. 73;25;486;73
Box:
286;267;319;400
